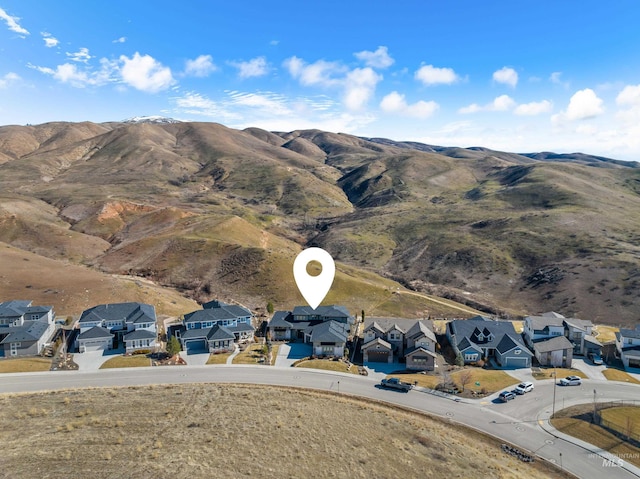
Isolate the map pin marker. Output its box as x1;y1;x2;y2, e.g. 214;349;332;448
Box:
293;247;336;310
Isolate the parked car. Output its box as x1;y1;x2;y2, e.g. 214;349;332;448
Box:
379;377;414;392
514;381;534;395
559;375;582;386
499;391;516;402
588;352;604;365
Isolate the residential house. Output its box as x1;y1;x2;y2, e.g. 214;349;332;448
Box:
523;312;601;363
76;302;157;353
616;325;640;370
179;301;254;353
267;305;355;343
447;316;532;368
304;321;349;357
361;318;437;370
0;300;55;357
532;335;574;368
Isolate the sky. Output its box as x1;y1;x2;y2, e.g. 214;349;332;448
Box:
1;1;640;161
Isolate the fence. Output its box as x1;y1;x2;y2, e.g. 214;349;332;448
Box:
594;401;640;447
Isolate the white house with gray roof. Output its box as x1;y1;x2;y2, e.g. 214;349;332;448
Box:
0;300;55;357
524;312;601;360
304;320;349;357
616;325;640;370
76;302;157;353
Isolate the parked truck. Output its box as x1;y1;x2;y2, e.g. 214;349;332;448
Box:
379;377;414;391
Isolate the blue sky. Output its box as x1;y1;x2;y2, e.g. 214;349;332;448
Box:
1;1;640;160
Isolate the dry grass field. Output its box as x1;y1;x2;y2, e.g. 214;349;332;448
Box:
603;369;640;384
206;352;232;364
295;359;359;374
532;368;587;380
0;384;568;479
0;357;51;373
99;355;151;369
390;369;519;395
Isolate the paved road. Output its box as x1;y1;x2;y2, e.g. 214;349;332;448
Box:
1;366;639;478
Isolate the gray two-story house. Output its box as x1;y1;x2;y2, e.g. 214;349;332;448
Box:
0;300;55;357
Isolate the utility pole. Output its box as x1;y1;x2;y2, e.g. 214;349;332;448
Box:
552;369;557;419
593;389;598;423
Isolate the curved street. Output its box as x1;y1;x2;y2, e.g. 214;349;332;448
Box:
1;365;639;479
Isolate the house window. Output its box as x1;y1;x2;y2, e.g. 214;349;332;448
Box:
464;353;478;362
322;346;334;353
412;357;428;363
10;342;21;356
514;349;521;355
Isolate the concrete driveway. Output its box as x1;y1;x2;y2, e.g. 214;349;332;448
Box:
72;350;114;371
274;343;312;368
571;357;606;380
179;351;210;366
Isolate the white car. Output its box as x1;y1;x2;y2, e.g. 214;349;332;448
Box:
559;375;582;386
514;381;534;394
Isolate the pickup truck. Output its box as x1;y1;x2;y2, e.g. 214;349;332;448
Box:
379;377;414;391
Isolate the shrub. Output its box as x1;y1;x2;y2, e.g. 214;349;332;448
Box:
132;349;151;355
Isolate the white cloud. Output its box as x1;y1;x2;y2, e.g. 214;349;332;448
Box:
185;55;217;77
459;95;515;114
616;84;640;106
493;67;518;88
29;58;119;88
414;65;459;85
284;56;344;87
0;72;20;88
514;100;553;116
66;47;92;63
0;7;29;36
231;56;269;79
380;91;438;119
226;91;292;116
269;39;279;46
564;88;604;120
343;67;381;111
354;46;394;69
550;71;570;89
120;52;174;93
112;36;126;43
41;32;59;48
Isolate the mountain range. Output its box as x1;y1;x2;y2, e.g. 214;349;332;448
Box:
0;118;638;326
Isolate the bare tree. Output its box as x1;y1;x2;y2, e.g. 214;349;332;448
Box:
458;369;473;392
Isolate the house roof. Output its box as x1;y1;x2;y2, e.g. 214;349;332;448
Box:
124;329;156;340
456;336;483;353
584;335;602;347
533;335;574;353
621;346;640;358
525;315;565;330
361;337;392;351
449;318;518;351
0;301;52;319
269;312;293;328
619;325;640;340
542;311;566;318
306;320;348;344
228;323;255;333
79;302;156;325
78;325;113;340
495;334;532;356
405;345;437;357
201;300;252;318
364;317;434;337
0;321;50;344
563;317;593;331
405;320;437;343
292;305;352;320
206;324;236;341
363;321;385;334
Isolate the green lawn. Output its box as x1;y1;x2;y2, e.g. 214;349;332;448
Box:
99;355;151;369
295;359;358;374
0;357;51;373
603;368;640;384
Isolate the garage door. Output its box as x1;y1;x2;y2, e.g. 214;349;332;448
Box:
367;350;390;363
504;357;529;368
81;341;109;352
185;339;207;354
629;357;640;368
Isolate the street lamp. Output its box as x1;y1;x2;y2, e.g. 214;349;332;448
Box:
552;369;557;419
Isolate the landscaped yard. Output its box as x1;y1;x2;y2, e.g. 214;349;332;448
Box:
532;368;587;380
389;368;519;395
602;368;640;384
232;342;268;365
206;352;232;364
295;359;358;374
99;355;151;369
552;405;640;467
592;325;619;344
0;357;51;373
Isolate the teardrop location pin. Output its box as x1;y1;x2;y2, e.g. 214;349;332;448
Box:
293;247;335;310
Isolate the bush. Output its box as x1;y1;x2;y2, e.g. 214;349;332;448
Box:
166;336;181;356
132;349;151;355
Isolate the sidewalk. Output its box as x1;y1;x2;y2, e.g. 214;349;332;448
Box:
226;343;240;364
538;414;640;477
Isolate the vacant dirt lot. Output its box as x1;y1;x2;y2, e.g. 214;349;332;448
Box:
0;384;567;479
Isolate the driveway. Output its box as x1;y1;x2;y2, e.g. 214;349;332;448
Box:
72;350;117;371
274;342;312;368
571;357;606;380
179;351;210;366
362;362;404;381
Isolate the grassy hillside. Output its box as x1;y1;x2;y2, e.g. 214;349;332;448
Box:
0;120;637;325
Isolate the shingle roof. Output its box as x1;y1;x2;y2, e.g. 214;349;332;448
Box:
449;318;518;350
292;305;351;320
363;321;385;334
269;312;293;328
405;320;436;342
79;302;156;324
584;335;602;347
405;345;437;357
228;323;255;333
364;317;433;337
562;317;593;331
533;335;574;353
361;337;392;350
185;303;252;323
206;324;235;341
619;325;640;340
526;315;565;330
0;321;50;344
201;300;251;317
622;346;640;358
124;329;156;341
78;325;113;340
495;334;532;356
0;301;52;320
307;320;348;344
